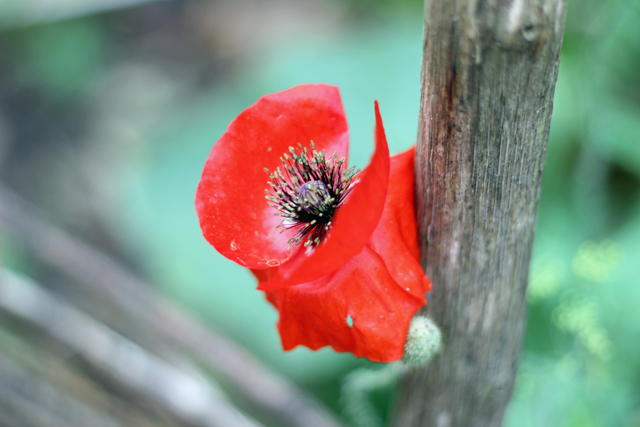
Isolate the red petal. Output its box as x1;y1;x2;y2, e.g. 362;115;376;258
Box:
369;146;432;299
265;245;425;362
258;101;390;289
196;84;349;269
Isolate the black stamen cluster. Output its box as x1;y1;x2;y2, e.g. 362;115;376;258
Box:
264;142;359;249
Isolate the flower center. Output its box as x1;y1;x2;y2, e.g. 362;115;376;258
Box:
264;142;359;249
298;180;330;210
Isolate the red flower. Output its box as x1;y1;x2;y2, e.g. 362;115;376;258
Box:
196;84;430;362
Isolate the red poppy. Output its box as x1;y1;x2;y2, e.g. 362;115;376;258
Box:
196;84;430;362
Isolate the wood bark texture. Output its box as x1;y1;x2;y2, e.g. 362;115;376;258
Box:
392;1;566;426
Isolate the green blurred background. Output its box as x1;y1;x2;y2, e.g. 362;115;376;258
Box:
0;0;639;426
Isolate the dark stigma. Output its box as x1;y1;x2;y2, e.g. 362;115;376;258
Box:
264;142;359;249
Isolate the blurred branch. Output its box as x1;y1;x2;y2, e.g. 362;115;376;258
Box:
0;0;171;29
0;268;266;427
0;320;168;427
0;354;122;427
0;183;347;427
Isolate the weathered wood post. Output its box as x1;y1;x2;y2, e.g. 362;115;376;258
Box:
392;1;567;426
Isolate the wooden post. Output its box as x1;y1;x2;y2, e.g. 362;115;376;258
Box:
392;1;567;426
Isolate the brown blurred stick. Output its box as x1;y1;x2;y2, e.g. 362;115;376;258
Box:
0;183;347;427
0;353;123;427
0;319;166;427
393;1;567;426
0;268;265;427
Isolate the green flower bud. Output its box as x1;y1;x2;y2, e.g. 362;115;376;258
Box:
402;316;442;366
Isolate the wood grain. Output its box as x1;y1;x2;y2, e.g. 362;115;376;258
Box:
392;1;566;426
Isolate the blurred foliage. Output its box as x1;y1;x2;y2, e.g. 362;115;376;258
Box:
1;0;640;426
21;20;106;97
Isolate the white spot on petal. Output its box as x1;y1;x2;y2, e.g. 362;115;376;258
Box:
346;314;354;327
